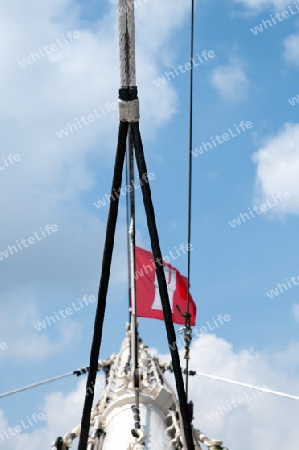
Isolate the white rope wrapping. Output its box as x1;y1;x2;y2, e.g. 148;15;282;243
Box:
118;98;139;122
118;0;136;87
154;358;186;449
193;429;226;450
63;424;81;448
119;0;127;87
127;429;146;449
126;1;136;87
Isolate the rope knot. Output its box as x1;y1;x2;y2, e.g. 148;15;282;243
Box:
118;86;139;122
118;98;140;122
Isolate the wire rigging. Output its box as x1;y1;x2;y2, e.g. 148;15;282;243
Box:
0;366;91;399
188;370;299;402
187;0;195;315
184;0;195;402
0;373;73;399
3;365;299;404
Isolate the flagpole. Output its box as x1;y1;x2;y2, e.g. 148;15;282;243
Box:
119;0;140;420
128;125;140;409
126;148;132;324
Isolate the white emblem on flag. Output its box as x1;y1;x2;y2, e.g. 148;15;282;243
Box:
152;265;176;312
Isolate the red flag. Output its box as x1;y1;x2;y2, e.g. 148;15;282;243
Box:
135;246;196;325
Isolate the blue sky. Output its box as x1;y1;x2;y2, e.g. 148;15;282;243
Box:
1;0;299;448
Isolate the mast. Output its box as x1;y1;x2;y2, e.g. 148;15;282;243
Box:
51;2;229;449
113;0;197;446
119;0;140;429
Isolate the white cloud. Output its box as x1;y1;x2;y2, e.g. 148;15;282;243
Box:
234;0;292;12
284;31;299;66
206;170;220;180
166;334;299;449
252;123;299;215
211;60;249;100
0;293;82;361
0;376;105;450
0;0;196;379
0;0;191;319
2;335;299;449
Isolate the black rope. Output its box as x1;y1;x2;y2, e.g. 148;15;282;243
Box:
77;120;129;450
53;437;63;450
131;121;194;450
